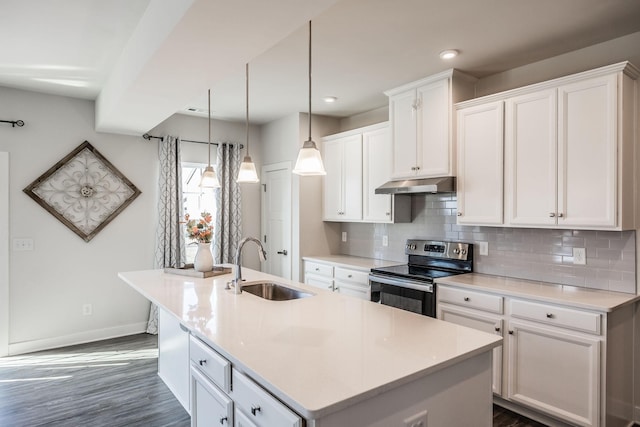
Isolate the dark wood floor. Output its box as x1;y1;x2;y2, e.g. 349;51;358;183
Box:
1;334;547;427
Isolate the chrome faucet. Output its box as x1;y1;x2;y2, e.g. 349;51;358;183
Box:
233;237;267;294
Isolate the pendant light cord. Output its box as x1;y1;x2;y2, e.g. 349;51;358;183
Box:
246;63;250;157
207;89;212;167
308;20;312;142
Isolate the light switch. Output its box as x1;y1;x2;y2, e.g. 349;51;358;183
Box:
341;232;347;242
573;247;586;265
382;235;389;247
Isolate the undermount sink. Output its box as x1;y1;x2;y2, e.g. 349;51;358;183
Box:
241;281;313;301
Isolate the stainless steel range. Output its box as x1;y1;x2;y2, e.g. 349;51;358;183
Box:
369;239;473;317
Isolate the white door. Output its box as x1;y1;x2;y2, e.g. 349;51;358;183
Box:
322;138;344;220
1;152;8;356
456;101;504;225
341;135;362;221
261;163;292;280
504;89;557;226
557;74;617;228
362;126;393;222
389;89;418;179
418;78;450;176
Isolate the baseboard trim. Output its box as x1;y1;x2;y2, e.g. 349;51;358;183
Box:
7;322;148;355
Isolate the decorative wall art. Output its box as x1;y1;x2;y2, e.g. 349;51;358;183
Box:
23;141;141;242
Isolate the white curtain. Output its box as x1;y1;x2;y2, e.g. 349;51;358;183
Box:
147;135;186;334
213;143;242;264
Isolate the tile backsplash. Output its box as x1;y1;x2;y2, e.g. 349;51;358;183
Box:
339;194;637;294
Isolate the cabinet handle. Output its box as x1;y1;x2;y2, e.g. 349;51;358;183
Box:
494;326;501;332
463;297;470;302
457;212;462;217
219;416;228;424
558;213;564;218
386;212;390;216
546;313;554;319
348;274;352;278
277;250;288;255
315;267;320;271
549;212;556;217
416;166;420;170
508;330;514;335
251;405;261;416
199;359;207;366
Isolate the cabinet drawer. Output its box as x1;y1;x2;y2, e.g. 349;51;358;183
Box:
437;286;503;314
510;299;601;334
189;336;231;393
304;261;333;278
334;267;369;284
232;369;302;427
191;366;233;426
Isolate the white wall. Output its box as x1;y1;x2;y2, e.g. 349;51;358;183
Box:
0;87;156;354
338;106;388;132
148;113;263;270
0;152;8;356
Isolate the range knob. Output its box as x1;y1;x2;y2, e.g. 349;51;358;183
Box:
453;248;460;254
461;249;467;255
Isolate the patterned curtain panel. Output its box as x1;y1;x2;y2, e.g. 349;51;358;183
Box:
214;143;242;264
147;135;186;334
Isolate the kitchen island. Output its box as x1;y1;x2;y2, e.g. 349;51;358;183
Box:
119;268;502;427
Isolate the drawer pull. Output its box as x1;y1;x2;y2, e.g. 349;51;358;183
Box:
494;327;501;332
251;405;261;416
546;313;554;319
315;267;320;271
463;297;470;302
198;359;207;366
219;416;228;424
508;330;514;335
348;274;353;278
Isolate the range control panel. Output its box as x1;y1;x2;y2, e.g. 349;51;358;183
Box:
404;239;471;261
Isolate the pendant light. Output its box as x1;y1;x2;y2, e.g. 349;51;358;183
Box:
293;20;326;176
200;89;221;188
237;63;260;183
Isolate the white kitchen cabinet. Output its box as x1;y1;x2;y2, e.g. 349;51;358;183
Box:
436;279;636;427
191;366;233;426
323;134;362;221
385;70;476;180
362;125;393;222
303;260;334;291
456;101;504;225
459;61;639;230
158;306;190;413
506;320;600;427
303;258;371;299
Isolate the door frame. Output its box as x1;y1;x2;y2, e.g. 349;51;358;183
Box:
260;162;292;279
1;152;9;356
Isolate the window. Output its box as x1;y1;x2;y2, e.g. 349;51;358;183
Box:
182;163;216;264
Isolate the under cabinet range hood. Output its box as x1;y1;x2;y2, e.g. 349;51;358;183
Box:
375;177;456;194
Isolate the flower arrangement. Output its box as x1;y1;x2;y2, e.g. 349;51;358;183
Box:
184;211;213;243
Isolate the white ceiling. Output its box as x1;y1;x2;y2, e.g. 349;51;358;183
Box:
3;0;640;133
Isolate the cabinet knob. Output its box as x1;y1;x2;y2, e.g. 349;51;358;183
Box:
250;405;261;416
315;267;319;271
508;330;514;335
549;212;556;217
494;327;501;332
219;416;228;424
198;359;207;366
327;285;333;289
416;166;420;170
457;212;462;217
463;297;470;302
558;213;564;218
546;313;554;319
348;274;352;278
386;212;390;216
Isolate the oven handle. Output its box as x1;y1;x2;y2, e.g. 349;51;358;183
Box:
369;274;434;293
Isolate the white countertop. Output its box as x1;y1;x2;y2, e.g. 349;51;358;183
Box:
302;254;402;271
436;273;640;312
119;268;501;419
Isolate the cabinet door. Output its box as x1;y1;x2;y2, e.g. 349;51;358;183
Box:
235;408;258;427
418;78;451;177
191;366;233;426
389;90;418;179
363;126;393;222
304;273;334;291
158;306;190;413
507;320;600;426
438;304;503;395
456;101;504;225
557;74;617;228
505;89;557;226
322;139;343;221
342;135;363;221
335;280;370;300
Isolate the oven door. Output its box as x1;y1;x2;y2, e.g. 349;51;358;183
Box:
369;274;436;317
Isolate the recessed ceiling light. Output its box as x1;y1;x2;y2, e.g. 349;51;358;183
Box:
439;49;459;60
323;96;337;103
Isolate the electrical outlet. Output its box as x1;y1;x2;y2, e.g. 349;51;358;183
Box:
82;304;92;316
478;241;489;256
573;247;586;265
382;235;389;247
13;238;34;251
404;410;428;427
342;232;347;242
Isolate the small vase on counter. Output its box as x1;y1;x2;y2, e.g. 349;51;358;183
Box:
194;242;214;272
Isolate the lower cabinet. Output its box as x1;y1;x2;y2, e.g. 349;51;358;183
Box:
191;366;233;426
436;283;634;427
158;306;190;413
303;259;371;300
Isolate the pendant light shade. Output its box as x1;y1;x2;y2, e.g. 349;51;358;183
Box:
237;63;260;183
200;89;220;188
293;20;326;176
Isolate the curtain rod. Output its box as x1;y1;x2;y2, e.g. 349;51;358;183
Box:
142;133;243;149
0;119;25;128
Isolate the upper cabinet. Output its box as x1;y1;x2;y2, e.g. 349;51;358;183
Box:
456;61;639;231
385;69;477;180
322;122;409;224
